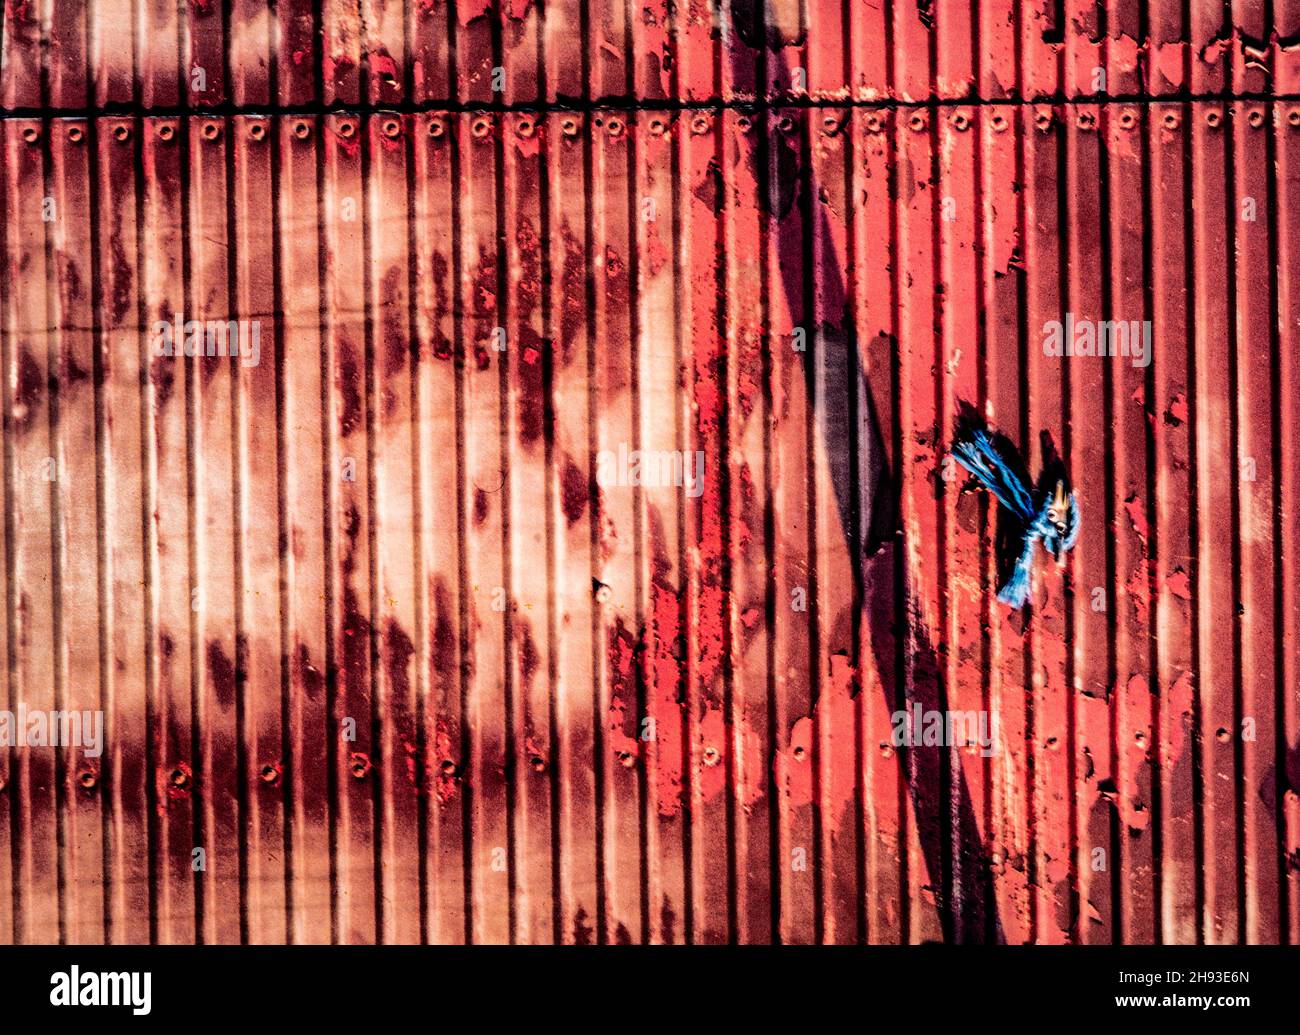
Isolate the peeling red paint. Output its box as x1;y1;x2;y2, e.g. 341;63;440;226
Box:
0;7;1294;949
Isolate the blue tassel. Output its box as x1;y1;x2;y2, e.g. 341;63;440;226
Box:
950;418;1078;611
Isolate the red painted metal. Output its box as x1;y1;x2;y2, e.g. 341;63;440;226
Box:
4;1;1298;111
0;2;1297;945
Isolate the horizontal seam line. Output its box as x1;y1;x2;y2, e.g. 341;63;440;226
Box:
0;91;1296;120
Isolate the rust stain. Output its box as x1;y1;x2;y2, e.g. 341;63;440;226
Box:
0;2;1293;948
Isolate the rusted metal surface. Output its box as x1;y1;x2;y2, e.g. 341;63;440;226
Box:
2;1;1300;110
0;2;1298;944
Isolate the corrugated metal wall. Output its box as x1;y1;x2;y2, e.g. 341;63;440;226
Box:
0;0;1298;944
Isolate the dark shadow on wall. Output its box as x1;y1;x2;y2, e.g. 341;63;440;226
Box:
729;11;1004;942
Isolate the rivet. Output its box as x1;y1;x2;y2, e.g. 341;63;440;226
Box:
691;113;711;135
821;113;841;135
249;121;266;141
383;118;401;139
67;125;84;143
1247;108;1265;129
260;764;280;785
777;114;794;133
1119;110;1137;130
864;113;883;134
1289;109;1300;128
607;116;625;137
735;115;751;134
339;121;356;138
472;116;492;138
991;112;1008;132
169;767;190;789
561;116;579;137
350;753;370;778
516;116;535;138
950;111;969;131
429;118;446;139
909;111;928;132
529;754;546;773
1077;111;1096;131
1205;110;1221;128
79;771;97;790
1162;110;1181;129
702;746;720;766
202;121;220;141
1034;110;1053;132
294;120;311;140
113;124;131;142
22;125;40;144
440;759;457;776
594;581;612;603
158;123;175;141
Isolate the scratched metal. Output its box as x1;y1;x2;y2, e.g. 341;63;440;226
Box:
0;3;1297;945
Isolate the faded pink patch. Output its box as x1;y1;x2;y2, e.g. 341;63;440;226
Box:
1163;671;1195;768
1123;495;1153;621
512;127;541;159
731;712;768;813
1166;392;1188;426
1152;42;1188;92
779;716;815;808
1125;560;1155;623
820;655;859;834
773;656;857;831
1163;567;1191;601
1107;32;1140;79
1116;675;1152;831
1123;495;1149;547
